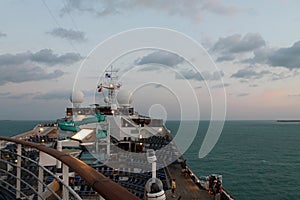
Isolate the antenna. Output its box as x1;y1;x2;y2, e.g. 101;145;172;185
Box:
97;65;121;106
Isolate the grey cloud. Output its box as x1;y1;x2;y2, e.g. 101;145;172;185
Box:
176;70;203;81
61;0;239;20
153;84;163;89
0;52;29;66
249;84;258;87
0;49;82;67
0;92;10;96
201;0;238;15
34;90;70;100
242;41;300;69
30;49;82;66
137;65;162;72
288;94;300;97
47;28;86;42
6;93;36;100
231;68;270;79
212;33;265;62
271;71;297;81
135;51;184;67
176;70;224;82
0;32;6;37
268;41;300;69
216;55;235;62
212;83;230;89
237;93;249;97
212;33;265;53
241;47;273;64
0;65;64;85
239;79;248;83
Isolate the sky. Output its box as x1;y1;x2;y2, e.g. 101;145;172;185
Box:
0;0;300;120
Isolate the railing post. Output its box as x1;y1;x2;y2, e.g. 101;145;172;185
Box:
62;163;69;200
107;121;110;159
38;165;43;200
16;144;21;199
56;141;62;169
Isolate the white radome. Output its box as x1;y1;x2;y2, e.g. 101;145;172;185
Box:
104;97;110;103
70;90;84;104
117;89;133;106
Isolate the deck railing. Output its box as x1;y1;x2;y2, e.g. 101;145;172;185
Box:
0;136;139;200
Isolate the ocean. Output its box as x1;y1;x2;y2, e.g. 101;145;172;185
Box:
166;120;300;200
1;120;299;199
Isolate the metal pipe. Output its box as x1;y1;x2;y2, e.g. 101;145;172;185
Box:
0;136;139;200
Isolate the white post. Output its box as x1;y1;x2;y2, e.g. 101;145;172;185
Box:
152;161;156;180
16;144;21;199
56;141;62;169
107;121;110;159
38;166;43;200
62;164;69;200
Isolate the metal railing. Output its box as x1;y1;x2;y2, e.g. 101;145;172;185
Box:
0;136;139;200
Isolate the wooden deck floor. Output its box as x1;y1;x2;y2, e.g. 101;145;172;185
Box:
165;163;213;200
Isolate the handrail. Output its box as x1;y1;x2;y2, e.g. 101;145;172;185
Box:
0;136;139;200
0;150;65;200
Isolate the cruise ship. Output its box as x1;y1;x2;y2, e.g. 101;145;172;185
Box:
0;68;235;200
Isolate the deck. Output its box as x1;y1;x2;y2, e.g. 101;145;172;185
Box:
165;162;213;200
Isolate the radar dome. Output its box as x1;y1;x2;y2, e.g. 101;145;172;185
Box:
70;90;84;107
104;97;109;103
117;89;133;106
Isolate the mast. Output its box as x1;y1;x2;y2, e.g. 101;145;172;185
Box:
97;66;121;107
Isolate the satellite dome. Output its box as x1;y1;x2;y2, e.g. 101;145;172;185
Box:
117;89;133;106
70;90;84;107
104;97;109;103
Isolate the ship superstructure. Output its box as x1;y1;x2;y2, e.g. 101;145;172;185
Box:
0;67;235;200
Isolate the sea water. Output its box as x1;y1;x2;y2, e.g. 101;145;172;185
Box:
1;120;299;199
166;120;300;200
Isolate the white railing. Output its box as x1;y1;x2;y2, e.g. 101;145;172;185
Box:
0;147;82;200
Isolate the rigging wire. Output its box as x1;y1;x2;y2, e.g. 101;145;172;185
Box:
40;0;80;54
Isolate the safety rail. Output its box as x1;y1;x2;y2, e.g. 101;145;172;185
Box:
0;136;139;200
0;149;81;200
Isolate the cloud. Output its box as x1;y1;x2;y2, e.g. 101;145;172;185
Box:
0;64;64;85
176;70;224;81
61;0;239;20
0;49;82;67
34;90;70;100
268;41;300;69
288;94;300;97
241;47;273;64
153;83;163;88
0;32;6;37
0;92;10;96
271;70;299;81
249;84;258;87
237;93;249;97
47;28;86;42
30;49;82;66
231;67;270;79
242;41;300;69
212;83;230;89
5;93;36;100
135;51;184;67
212;33;266;61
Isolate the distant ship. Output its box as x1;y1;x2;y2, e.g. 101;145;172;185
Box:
277;120;300;122
0;68;235;200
